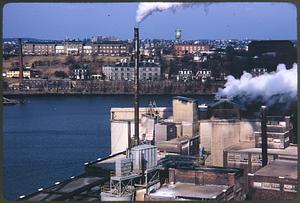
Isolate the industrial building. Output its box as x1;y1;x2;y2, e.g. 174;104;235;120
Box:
248;159;297;200
15;27;298;202
145;166;245;201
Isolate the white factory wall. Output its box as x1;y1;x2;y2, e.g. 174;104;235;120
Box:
111;107;172;121
199;119;260;166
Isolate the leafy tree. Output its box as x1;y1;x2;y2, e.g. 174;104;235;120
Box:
54;71;68;78
65;55;76;65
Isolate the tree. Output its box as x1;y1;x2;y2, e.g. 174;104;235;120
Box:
54;71;68;79
65;55;76;65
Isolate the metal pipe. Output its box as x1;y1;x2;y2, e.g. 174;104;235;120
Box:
134;27;140;146
18;38;23;86
261;106;268;167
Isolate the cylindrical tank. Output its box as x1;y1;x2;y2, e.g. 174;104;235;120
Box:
175;28;182;41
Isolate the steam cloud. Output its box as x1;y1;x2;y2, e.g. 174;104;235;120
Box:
136;2;210;23
217;63;298;105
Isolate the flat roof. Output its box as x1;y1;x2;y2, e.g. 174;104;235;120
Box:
173;96;197;103
254;159;297;179
21;176;106;201
148;182;228;199
224;142;297;158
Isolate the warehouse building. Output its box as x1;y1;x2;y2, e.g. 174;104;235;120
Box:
248;159;297;200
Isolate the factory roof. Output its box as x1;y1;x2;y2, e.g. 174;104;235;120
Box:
19;175;107;201
173;96;197;103
148;182;229;200
131;144;157;150
224;142;297;159
253;159;297;180
209;98;239;109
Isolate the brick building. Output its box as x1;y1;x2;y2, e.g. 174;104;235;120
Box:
174;44;210;57
92;41;130;56
248;159;297;200
22;41;130;56
224;142;297;193
145;166;245;201
23;42;56;55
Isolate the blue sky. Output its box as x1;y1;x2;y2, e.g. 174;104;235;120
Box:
3;2;297;40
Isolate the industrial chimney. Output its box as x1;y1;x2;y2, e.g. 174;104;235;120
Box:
133;27;140;146
18;38;24;86
260;106;268;166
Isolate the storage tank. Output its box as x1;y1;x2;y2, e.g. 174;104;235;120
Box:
175;28;182;41
131;144;157;172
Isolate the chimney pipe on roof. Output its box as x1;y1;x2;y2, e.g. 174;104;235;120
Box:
134;27;140;146
261;106;268;167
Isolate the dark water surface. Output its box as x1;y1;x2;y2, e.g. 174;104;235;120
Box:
3;95;214;200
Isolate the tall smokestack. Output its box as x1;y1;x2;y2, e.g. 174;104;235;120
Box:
134;27;140;146
18;38;24;86
261;106;268;167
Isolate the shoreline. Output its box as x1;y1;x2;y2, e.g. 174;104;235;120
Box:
3;92;216;97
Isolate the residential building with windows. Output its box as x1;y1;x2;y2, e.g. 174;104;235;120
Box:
176;69;193;82
102;60;161;81
6;67;31;78
195;69;212;82
175;44;210;57
23;42;56;55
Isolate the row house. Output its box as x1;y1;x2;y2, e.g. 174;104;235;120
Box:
23;42;56;55
22;41;131;56
174;44;210;57
102;60;161;81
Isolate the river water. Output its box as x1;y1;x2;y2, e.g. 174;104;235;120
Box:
3;95;214;200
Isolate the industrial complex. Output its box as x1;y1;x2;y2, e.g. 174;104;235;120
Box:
16;28;297;201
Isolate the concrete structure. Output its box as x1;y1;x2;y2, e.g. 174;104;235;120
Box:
173;96;198;123
110;107;171;121
102;61;161;81
174;44;210;57
110;107;172;154
155;122;177;141
248;159;297;200
199;119;260;166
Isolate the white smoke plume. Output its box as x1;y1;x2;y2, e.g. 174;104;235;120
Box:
136;2;211;23
217;63;298;105
136;2;192;23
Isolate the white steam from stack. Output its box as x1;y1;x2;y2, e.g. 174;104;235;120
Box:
136;2;210;23
217;63;298;105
